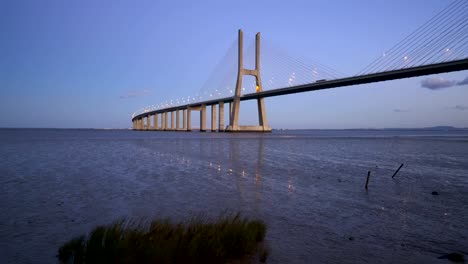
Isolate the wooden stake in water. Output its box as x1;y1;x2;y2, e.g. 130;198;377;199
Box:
392;163;404;178
365;171;371;190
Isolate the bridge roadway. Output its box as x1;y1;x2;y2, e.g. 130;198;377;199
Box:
132;58;468;131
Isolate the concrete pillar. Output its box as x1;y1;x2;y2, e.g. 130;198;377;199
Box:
229;102;233;127
255;32;268;128
229;29;244;130
154;114;159;130
200;104;207;132
148;115;152;130
187;108;192;131
176;110;180;130
171;111;175;130
219;102;224;132
211;105;216;132
161;113;165;130
225;30;271;132
183;109;187;130
164;112;168;130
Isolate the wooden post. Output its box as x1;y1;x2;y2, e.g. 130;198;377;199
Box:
392;163;404;178
365;171;371;190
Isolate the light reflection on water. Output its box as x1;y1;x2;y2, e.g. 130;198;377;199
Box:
0;129;467;263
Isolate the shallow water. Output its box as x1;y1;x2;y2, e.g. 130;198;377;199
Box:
0;129;467;263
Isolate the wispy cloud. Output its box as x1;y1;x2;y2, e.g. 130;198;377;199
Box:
457;77;468;86
452;105;468;111
393;108;409;113
421;77;456;90
119;89;151;99
421;76;468;90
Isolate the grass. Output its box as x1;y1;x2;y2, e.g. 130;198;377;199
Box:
58;213;268;264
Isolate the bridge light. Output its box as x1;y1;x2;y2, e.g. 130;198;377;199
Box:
256;85;260;92
445;48;450;52
403;56;408;60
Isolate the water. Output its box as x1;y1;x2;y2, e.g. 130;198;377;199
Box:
1;129;467;263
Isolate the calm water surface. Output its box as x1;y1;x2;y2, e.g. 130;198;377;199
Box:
1;129;467;263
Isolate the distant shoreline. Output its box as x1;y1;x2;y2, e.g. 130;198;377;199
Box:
1;126;468;131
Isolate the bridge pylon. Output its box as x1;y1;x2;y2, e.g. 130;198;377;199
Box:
225;29;272;132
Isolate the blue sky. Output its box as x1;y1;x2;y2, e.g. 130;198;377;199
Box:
1;0;467;129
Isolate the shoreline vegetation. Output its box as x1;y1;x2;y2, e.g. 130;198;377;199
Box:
58;213;268;264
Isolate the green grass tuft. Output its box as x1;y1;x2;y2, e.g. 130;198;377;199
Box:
58;213;267;264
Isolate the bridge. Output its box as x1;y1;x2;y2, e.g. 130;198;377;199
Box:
131;0;468;132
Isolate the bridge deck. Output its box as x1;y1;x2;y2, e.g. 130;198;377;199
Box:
133;59;468;121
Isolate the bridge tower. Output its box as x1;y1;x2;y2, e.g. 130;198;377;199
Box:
225;29;272;132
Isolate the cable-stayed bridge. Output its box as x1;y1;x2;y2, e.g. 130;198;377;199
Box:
132;0;468;132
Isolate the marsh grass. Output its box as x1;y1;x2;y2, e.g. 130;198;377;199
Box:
58;213;267;263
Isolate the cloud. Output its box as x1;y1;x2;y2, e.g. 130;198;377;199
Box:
452;105;468;111
393;108;409;113
421;77;456;90
457;77;468;86
120;89;151;99
421;76;468;90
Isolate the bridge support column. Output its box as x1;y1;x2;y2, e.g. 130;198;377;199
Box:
211;105;216;132
183;109;187;130
187;108;192;131
200;104;207;132
154;114;159;130
176;110;180;130
219;102;224;132
171;111;175;130
226;29;271;132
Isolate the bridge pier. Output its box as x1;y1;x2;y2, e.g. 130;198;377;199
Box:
200;104;207;132
176;110;180;130
153;114;159;130
226;30;271;132
219;102;225;132
170;111;175;130
187;108;192;131
211;105;216;132
183;109;187;130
